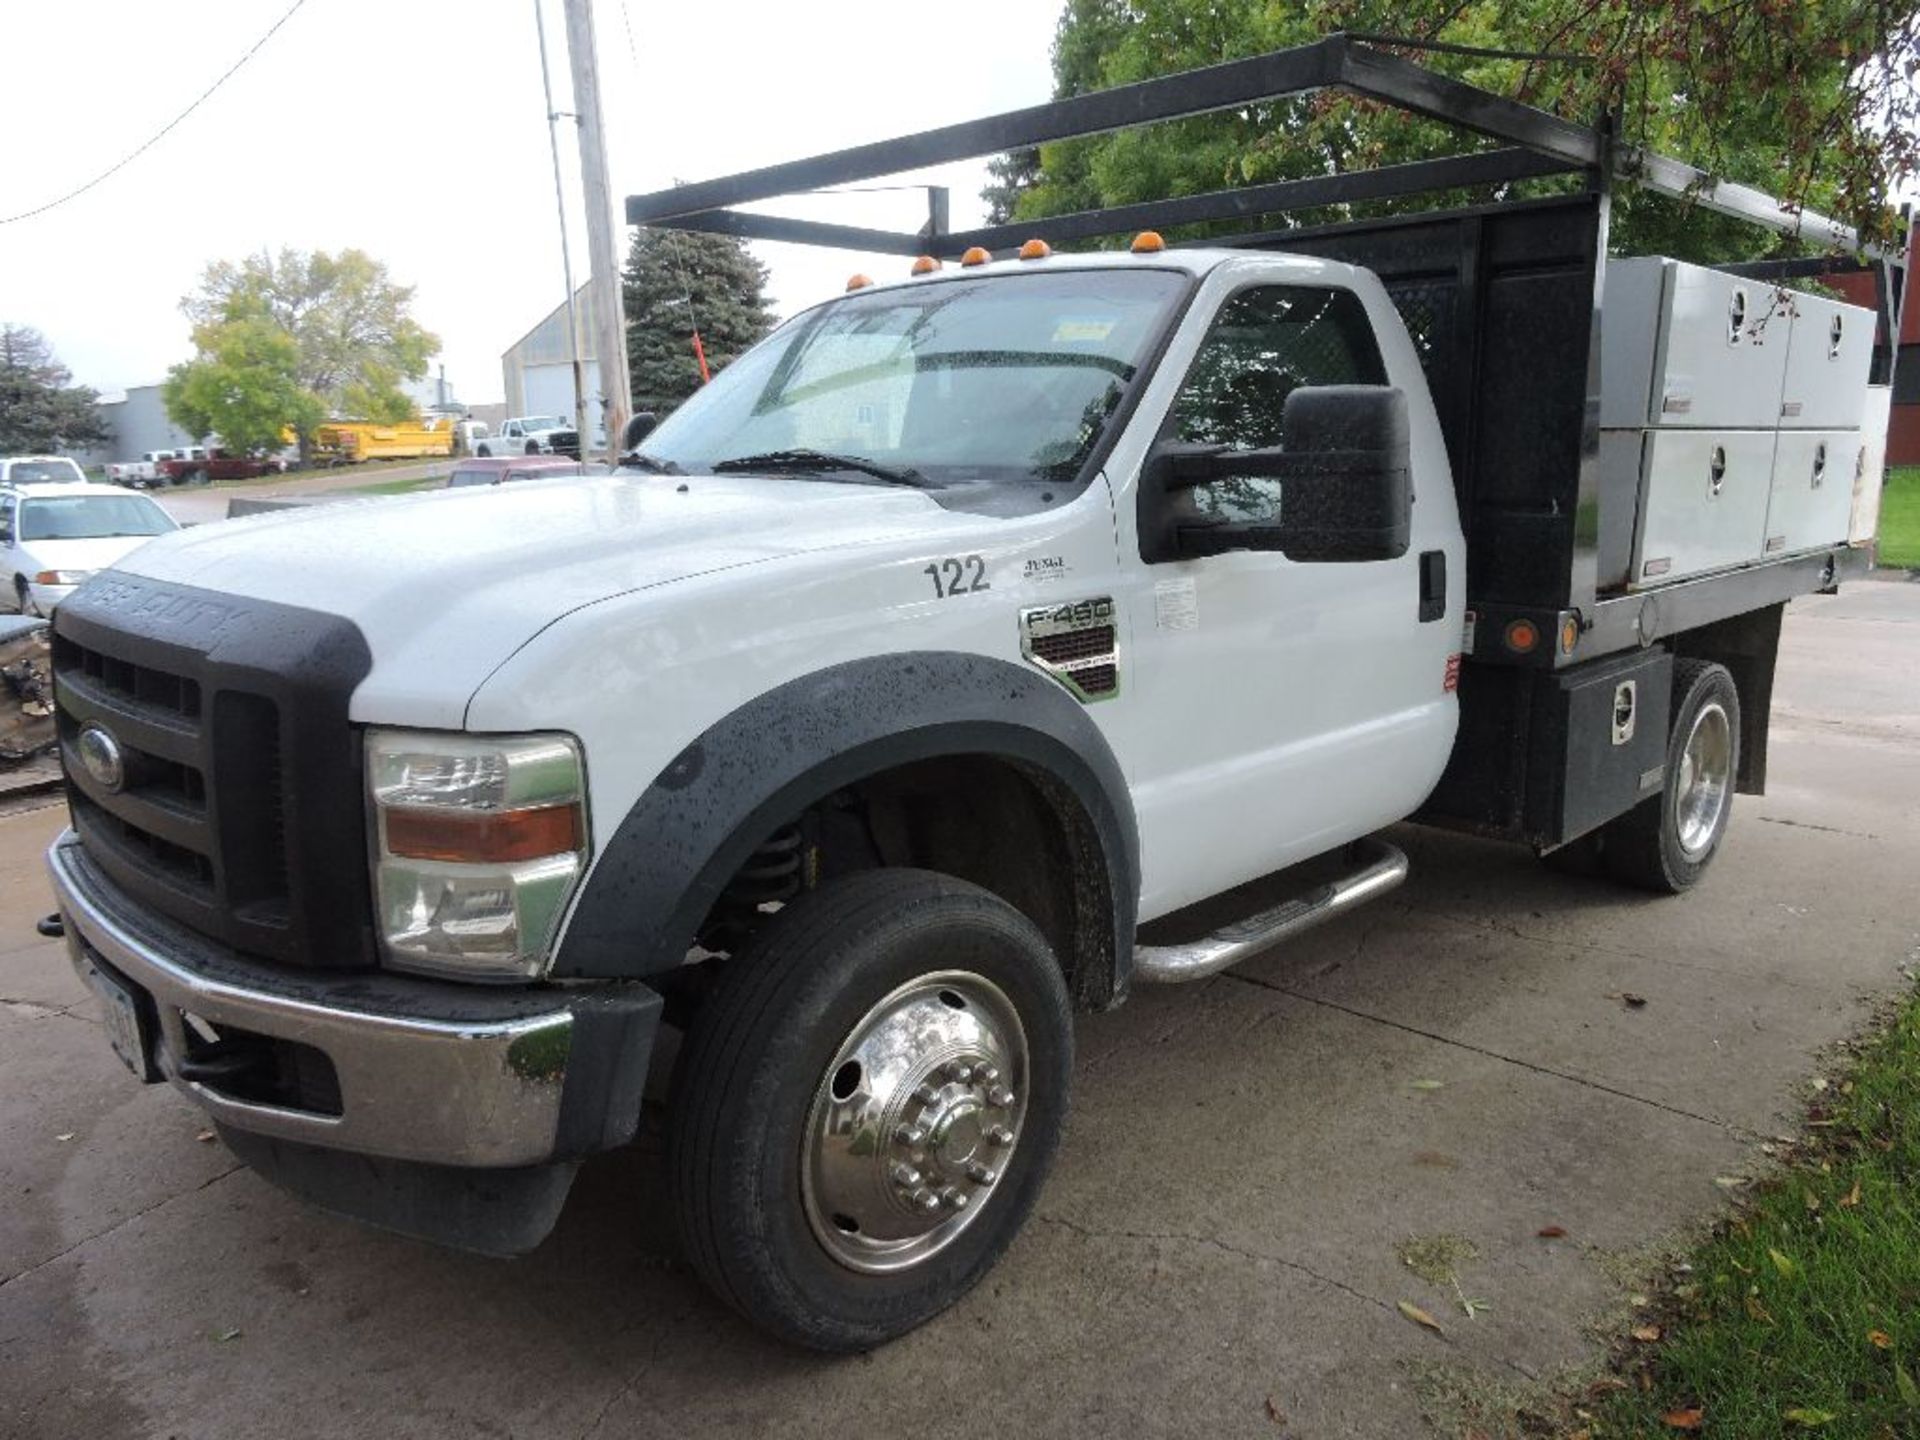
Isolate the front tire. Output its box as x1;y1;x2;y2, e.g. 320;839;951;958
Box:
1601;658;1741;893
667;869;1072;1351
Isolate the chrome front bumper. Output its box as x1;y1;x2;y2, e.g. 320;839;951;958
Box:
48;830;659;1170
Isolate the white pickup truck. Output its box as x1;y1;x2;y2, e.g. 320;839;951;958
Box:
43;37;1907;1353
475;415;574;457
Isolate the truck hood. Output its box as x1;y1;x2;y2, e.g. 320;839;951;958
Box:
106;474;971;726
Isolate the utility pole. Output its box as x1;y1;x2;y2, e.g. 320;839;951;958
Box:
533;0;587;450
562;0;632;464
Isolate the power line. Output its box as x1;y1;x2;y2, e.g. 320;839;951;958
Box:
0;0;314;225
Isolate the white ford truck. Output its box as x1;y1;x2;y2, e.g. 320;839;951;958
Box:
44;37;1907;1352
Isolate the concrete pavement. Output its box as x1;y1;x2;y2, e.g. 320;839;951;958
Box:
2;578;1916;1439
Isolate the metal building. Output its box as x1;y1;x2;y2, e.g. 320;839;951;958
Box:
74;384;201;470
500;282;605;439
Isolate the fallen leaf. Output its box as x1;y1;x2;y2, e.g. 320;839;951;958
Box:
1621;992;1648;1008
195;1130;215;1143
1746;1293;1775;1324
213;1327;241;1343
1784;1408;1837;1428
1840;1181;1862;1209
1895;1360;1920;1409
54;1133;75;1143
1812;1076;1830;1092
1770;1247;1800;1280
1804;1189;1822;1213
1868;1330;1893;1350
1586;1378;1630;1395
1397;1299;1445;1336
1537;1225;1569;1239
1662;1407;1704;1430
1632;1323;1664;1342
1410;1079;1445;1092
1264;1396;1286;1425
1715;1175;1750;1190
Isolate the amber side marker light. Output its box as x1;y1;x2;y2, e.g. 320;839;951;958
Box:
1018;238;1052;260
1131;230;1167;253
1560;616;1580;656
385;803;584;864
845;273;874;292
1504;618;1540;655
960;246;992;267
911;255;941;276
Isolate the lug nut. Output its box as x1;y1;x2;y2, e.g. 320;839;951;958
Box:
987;1125;1014;1147
918;1190;942;1213
944;1060;974;1083
942;1187;969;1210
987;1086;1015;1109
913;1083;941;1106
968;1163;998;1186
976;1064;999;1084
891;1163;922;1188
894;1124;927;1147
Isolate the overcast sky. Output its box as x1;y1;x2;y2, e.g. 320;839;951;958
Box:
0;0;1059;408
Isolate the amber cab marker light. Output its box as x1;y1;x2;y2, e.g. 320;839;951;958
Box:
1131;230;1167;253
911;255;941;276
845;273;874;292
1560;616;1580;655
960;246;992;267
1504;618;1540;655
386;803;584;865
1018;238;1051;260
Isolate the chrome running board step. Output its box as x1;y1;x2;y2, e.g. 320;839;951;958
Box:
1132;837;1408;985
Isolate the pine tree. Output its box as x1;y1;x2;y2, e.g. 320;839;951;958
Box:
0;324;109;454
624;228;774;414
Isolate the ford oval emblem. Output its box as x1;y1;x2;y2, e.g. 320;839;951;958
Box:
76;724;126;793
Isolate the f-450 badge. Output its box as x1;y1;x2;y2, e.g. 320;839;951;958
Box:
1019;596;1119;703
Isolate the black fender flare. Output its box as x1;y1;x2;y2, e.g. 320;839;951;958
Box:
552;651;1139;1001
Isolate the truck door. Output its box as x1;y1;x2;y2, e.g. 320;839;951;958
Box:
1113;275;1461;920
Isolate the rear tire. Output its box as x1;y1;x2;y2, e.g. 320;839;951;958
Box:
1601;658;1740;893
667;869;1072;1352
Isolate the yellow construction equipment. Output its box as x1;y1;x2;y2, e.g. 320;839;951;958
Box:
313;417;457;463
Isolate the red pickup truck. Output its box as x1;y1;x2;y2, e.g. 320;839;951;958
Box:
156;450;289;485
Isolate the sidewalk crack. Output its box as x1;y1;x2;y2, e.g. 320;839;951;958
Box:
1220;971;1759;1139
0;1164;243;1291
1034;1211;1396;1319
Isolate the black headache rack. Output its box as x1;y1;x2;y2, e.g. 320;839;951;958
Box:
628;32;1910;846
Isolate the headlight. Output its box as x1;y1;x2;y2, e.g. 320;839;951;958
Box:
34;570;91;585
366;729;589;981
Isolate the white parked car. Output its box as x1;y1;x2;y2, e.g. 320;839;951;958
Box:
0;455;88;487
0;480;178;614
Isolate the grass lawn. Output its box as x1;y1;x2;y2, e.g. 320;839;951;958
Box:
1877;467;1920;570
1582;992;1920;1438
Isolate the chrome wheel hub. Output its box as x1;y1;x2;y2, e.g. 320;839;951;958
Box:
802;971;1028;1274
1674;699;1732;859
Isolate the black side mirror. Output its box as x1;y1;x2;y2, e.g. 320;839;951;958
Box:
621;412;658;451
1144;385;1412;563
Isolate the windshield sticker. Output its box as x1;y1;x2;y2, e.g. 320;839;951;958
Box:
1154;577;1198;632
1022;555;1070;584
1052;318;1117;344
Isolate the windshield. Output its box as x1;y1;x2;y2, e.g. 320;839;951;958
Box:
520;416;565;431
8;460;86;485
19;494;177;541
638;268;1189;489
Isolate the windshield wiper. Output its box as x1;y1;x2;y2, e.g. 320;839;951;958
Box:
620;451;683;475
709;448;934;488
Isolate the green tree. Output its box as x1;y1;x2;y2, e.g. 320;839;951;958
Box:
0;324;109;455
624;227;774;413
163;317;324;458
171;247;439;454
1000;1;1919;260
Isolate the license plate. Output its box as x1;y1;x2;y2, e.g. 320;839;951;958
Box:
75;950;158;1083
